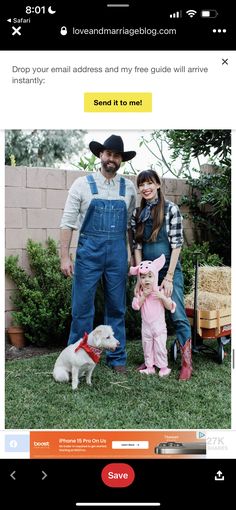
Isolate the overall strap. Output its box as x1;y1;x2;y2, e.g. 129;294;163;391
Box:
119;176;126;197
164;200;170;214
86;174;98;195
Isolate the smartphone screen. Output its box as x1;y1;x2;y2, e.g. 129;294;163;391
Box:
0;2;235;508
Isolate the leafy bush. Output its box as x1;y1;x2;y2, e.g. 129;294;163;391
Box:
180;241;223;295
5;129;86;167
5;240;140;345
5;238;72;346
166;129;231;167
181;165;231;264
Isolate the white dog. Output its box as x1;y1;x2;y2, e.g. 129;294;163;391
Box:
53;325;119;390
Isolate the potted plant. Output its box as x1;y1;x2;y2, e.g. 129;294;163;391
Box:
7;322;26;349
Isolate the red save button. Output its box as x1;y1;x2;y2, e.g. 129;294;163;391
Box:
101;463;135;488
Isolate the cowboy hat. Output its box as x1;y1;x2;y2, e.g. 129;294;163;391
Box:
89;134;136;162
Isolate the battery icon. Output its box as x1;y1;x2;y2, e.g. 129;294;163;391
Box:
201;10;218;18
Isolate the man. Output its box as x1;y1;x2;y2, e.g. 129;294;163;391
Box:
60;134;137;373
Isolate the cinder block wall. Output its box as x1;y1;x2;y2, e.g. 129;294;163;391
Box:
5;166;195;328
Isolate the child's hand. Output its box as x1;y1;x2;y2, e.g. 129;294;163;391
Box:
153;289;176;312
134;277;141;297
143;287;152;297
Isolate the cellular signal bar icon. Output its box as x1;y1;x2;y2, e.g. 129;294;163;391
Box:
170;11;182;18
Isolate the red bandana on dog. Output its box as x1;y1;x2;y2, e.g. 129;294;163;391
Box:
74;332;102;363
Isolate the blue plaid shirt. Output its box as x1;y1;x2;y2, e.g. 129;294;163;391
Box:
131;200;183;250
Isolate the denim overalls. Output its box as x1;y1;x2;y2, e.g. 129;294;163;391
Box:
142;202;191;346
68;175;128;367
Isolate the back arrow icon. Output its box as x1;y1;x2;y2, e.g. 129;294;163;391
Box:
42;471;47;480
10;471;16;480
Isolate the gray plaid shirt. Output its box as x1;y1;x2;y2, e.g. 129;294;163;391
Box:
131;200;183;250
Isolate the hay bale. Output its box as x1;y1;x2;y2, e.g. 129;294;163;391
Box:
185;290;231;311
195;266;231;295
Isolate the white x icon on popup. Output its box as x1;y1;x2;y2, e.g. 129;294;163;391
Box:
12;26;21;36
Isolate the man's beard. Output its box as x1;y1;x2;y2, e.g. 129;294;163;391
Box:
102;161;120;173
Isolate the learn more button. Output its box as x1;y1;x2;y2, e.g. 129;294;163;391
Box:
112;441;149;449
84;92;152;112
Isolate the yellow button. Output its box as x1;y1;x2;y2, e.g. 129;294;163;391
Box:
84;93;152;112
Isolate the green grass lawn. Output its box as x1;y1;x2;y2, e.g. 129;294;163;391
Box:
5;338;231;429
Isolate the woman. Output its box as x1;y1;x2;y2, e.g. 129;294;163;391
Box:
131;169;192;380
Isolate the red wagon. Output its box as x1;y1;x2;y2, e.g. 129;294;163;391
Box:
186;307;231;363
171;254;231;364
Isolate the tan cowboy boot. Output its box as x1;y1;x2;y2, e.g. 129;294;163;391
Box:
179;339;192;380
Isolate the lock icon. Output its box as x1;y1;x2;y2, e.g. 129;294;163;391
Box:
60;26;67;36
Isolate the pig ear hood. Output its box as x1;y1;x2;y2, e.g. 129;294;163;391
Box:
129;254;166;278
129;260;154;276
129;265;140;276
152;253;165;272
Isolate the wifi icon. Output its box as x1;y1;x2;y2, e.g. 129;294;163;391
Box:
186;9;197;17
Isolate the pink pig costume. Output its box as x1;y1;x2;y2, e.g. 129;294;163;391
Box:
130;254;176;373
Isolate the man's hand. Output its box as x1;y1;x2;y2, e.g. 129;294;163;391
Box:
61;255;74;277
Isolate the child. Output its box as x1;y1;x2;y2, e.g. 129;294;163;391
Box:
130;254;176;376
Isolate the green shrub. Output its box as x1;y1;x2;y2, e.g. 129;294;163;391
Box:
181;165;231;265
180;241;223;295
5;240;140;345
5;238;72;346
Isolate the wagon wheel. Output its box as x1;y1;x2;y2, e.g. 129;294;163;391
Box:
170;339;179;362
217;338;225;364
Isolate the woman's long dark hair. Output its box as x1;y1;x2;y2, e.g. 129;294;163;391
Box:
135;169;165;243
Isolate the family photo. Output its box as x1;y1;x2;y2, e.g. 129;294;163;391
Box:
5;129;231;429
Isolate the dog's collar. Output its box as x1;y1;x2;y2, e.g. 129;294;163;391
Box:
74;332;102;364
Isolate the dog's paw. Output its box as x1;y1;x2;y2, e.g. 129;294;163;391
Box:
72;381;79;390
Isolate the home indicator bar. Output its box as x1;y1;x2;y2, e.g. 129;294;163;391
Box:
75;504;161;507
